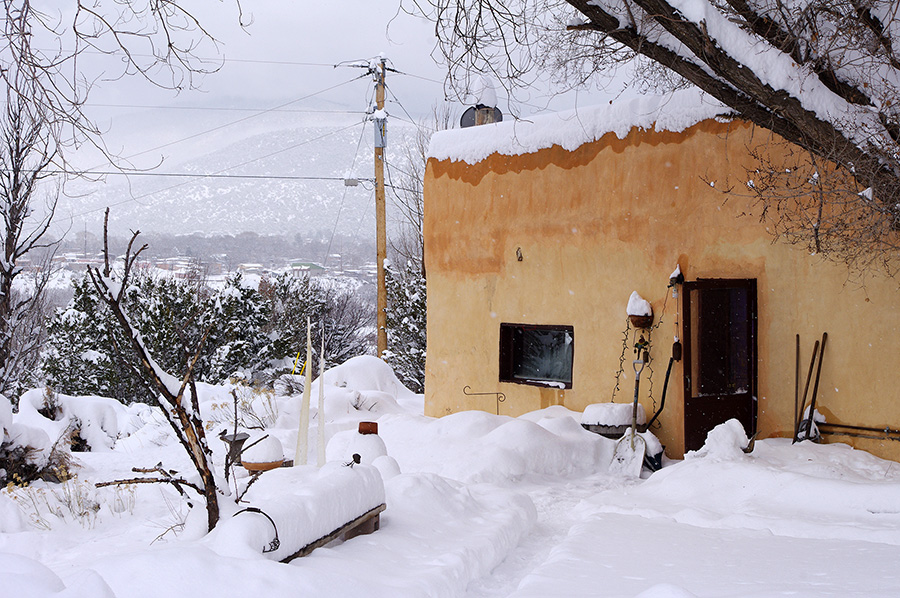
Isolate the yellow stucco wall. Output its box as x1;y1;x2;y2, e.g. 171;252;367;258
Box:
423;119;900;461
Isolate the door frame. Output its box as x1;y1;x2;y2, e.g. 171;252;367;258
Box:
682;278;758;452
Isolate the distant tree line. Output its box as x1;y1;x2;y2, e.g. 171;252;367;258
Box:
57;230;377;272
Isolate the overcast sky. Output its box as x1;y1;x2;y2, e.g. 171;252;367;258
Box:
53;1;622;238
88;1;469;125
84;1;615;137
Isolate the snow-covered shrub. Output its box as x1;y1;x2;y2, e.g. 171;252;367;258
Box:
4;475;114;530
206;383;279;431
259;272;373;380
42;273;135;402
44;270;272;403
383;260;426;393
204;273;271;382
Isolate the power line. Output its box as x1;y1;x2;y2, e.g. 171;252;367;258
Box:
392;68;444;86
39;48;340;69
323;121;370;267
26;169;366;182
97;74;369;168
85;103;365;115
68;121;367;219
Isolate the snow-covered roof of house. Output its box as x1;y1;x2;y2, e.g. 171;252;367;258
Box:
427;89;734;166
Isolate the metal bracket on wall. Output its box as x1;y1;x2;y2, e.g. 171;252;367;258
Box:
463;386;506;415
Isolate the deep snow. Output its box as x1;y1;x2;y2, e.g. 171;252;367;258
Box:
3;356;900;597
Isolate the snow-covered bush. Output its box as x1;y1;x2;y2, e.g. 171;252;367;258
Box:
42;273;135;402
204;273;271;382
383;260;426;393
259;272;373;379
206;383;279;431
44;271;272;403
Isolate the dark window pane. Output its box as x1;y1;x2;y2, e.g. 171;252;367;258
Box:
500;324;573;387
696;287;750;395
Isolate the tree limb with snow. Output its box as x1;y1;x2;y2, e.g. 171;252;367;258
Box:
87;210;221;531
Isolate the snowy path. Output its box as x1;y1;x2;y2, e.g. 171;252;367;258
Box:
463;472;900;598
464;473;625;597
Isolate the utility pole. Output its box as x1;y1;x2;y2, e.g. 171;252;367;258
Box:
373;57;388;358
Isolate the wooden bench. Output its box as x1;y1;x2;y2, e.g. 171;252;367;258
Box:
282;503;386;562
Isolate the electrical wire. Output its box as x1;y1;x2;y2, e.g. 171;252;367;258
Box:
322;121;369;267
385;82;423;133
84;102;365;115
382;156;419;181
97;74;369;168
68;121;366;219
38;48;341;69
8;169;356;182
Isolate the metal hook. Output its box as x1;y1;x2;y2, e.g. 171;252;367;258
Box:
463;386;507;415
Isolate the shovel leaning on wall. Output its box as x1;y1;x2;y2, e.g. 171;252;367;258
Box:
610;355;648;477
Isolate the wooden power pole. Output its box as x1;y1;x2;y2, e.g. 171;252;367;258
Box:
374;58;388;357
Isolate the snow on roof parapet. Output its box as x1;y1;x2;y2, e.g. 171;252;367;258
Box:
428;89;733;165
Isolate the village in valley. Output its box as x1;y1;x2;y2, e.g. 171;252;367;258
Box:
4;1;900;597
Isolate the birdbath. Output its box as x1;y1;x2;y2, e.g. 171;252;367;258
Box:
221;432;250;466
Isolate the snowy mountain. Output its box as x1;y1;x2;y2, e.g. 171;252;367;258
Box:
58;104;419;239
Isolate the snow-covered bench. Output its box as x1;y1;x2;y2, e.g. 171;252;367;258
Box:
206;461;386;562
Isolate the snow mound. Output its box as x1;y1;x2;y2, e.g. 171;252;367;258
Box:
207;462;385;561
0;494;25;533
275;356;423;426
582;437;900;545
326;429;389;464
582;402;647;426
319;355;419;404
10;390;134;458
685;419;749;462
0;551;115;597
378;409;614;483
242;434;284;465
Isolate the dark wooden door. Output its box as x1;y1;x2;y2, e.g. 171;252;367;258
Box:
682;279;757;452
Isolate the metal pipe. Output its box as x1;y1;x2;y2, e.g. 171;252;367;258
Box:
818;428;900;443
819;422;900;436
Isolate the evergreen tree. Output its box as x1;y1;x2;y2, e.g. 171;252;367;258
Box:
261;272;373;377
384;260;426;393
205;272;270;381
43;273;136;400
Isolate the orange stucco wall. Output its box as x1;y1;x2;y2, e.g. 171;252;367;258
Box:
423;119;900;460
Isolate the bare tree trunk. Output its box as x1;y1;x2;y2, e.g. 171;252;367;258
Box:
0;61;58;397
88;210;220;530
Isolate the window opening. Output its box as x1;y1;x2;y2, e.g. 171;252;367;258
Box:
499;323;574;388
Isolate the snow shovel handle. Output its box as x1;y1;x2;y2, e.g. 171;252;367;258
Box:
632;358;646;378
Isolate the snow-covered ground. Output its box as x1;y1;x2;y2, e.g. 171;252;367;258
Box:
3;356;900;597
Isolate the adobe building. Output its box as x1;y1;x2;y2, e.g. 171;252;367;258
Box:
423;91;900;461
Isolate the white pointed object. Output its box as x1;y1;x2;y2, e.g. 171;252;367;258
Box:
317;331;327;467
670;264;682;280
474;74;497;107
295;317;312;466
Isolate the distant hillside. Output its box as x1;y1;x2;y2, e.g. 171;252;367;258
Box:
58;106;419;240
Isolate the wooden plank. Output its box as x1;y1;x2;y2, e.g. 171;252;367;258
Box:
282;503;386;562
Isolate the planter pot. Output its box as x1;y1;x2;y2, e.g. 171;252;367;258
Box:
629;314;654;328
358;421;378;435
243;459;284;472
